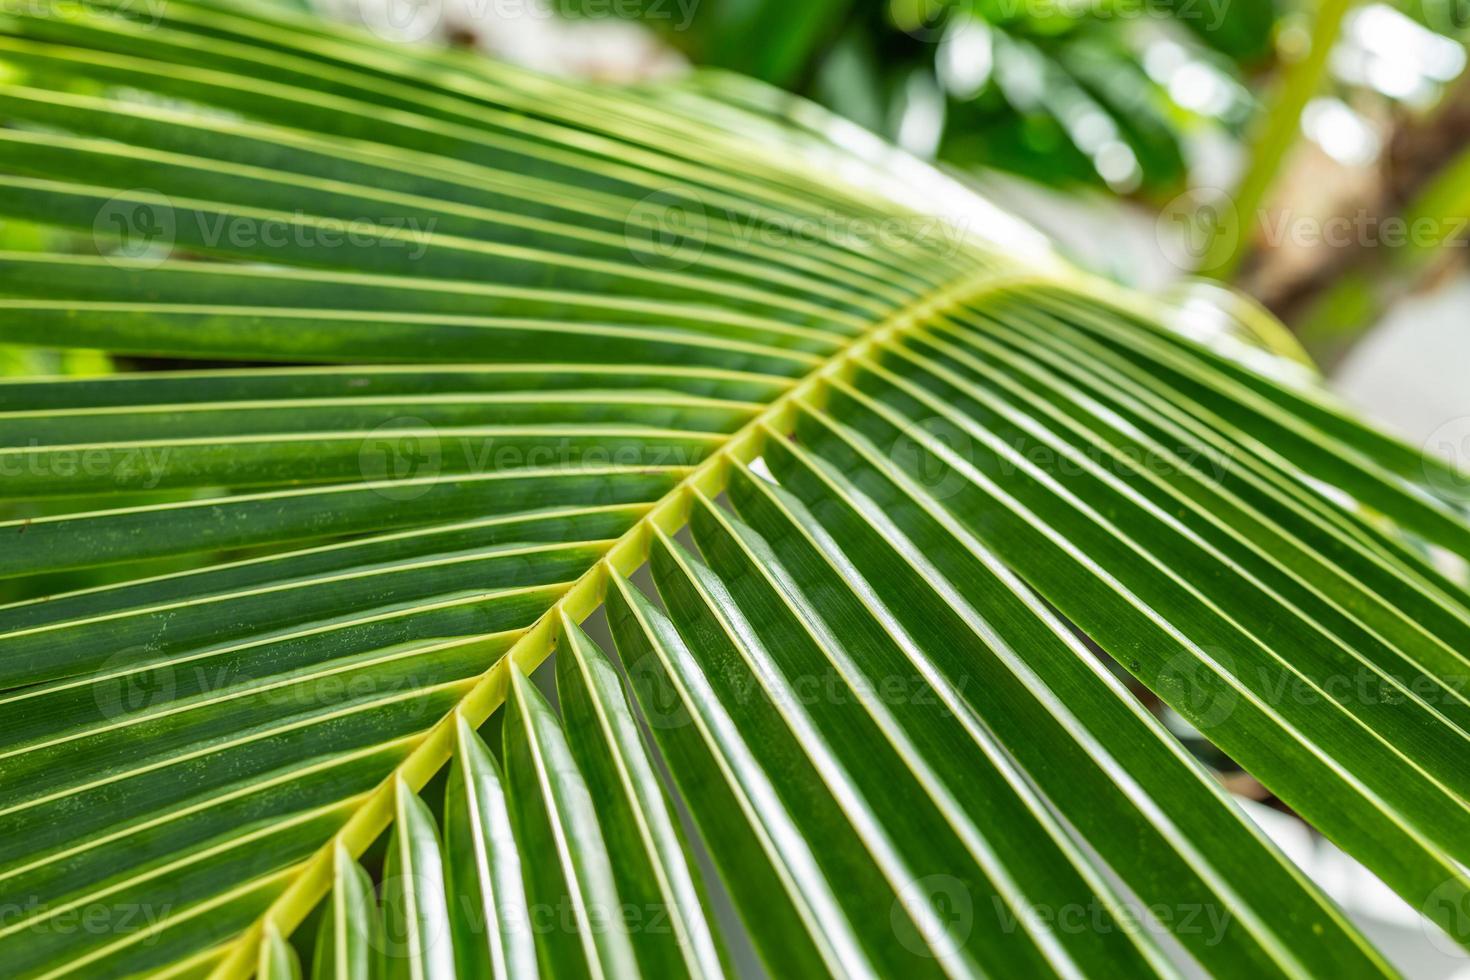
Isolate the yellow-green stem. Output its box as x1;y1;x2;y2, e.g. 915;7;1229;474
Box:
207;264;1051;979
1198;0;1356;280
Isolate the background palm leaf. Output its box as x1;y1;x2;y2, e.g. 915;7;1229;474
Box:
1;1;1469;977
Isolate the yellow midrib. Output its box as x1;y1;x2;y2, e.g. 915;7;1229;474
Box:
207;265;1042;979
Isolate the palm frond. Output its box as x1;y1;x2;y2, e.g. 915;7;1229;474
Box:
1;2;1468;977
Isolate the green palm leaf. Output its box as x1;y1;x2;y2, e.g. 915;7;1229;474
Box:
1;1;1468;977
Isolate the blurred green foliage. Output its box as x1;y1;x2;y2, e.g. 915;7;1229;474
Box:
563;0;1467;213
565;0;1268;196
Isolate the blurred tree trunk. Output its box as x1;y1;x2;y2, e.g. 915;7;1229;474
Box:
1242;74;1470;365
